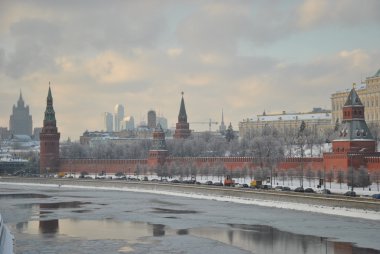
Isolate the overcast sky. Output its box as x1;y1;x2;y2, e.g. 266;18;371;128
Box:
1;0;380;141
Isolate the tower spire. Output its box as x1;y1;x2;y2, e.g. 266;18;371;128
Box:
174;92;191;139
17;89;25;107
219;109;226;133
44;85;56;123
178;92;187;123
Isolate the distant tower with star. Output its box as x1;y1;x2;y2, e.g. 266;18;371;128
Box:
40;85;60;174
219;109;226;134
174;92;191;139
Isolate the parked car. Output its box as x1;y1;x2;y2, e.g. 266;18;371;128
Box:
294;187;304;192
205;181;213;185
344;191;356;197
171;179;180;183
320;189;331;194
371;193;380;199
213;182;223;186
242;184;249;188
304;188;315;193
274;186;283;191
282;187;291;191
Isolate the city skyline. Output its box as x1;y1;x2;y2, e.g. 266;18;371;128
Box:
0;1;380;140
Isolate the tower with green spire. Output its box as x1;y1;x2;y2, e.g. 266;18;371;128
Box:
174;92;191;139
40;85;60;174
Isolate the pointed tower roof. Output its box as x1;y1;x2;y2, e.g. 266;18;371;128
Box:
178;92;187;123
17;90;25;107
334;85;374;142
44;84;56;122
344;86;363;107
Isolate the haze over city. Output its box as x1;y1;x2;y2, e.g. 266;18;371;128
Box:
1;0;380;140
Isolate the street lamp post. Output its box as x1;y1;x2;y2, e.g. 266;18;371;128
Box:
350;153;354;192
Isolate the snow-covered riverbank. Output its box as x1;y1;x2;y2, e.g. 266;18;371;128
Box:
1;178;379;221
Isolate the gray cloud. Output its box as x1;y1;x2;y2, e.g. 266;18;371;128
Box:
0;0;379;139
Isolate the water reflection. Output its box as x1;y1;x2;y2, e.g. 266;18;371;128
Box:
15;219;380;254
189;224;380;254
17;219;167;241
152;207;198;214
0;193;50;199
39;219;59;235
17;201;91;209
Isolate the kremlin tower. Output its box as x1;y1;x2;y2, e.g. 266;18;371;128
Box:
324;86;376;172
39;85;60;174
174;92;191;139
332;86;376;154
148;123;168;167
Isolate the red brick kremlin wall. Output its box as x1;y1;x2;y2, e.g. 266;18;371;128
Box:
57;155;380;178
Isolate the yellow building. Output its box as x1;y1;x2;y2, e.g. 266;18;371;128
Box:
239;108;332;138
331;69;380;126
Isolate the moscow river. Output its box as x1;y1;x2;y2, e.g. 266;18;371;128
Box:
0;183;379;254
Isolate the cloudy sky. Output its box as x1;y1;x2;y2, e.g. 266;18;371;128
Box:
1;0;380;140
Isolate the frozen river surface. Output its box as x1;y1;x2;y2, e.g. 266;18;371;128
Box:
0;183;379;254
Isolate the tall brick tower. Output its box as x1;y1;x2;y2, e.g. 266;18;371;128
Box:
332;87;376;154
148;123;168;167
174;92;191;139
40;85;60;174
324;86;376;172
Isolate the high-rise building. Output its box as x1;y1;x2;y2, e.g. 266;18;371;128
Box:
103;112;113;132
9;91;33;136
40;86;60;174
147;110;156;129
174;92;191;139
157;116;168;130
33;127;42;141
121;116;135;131
114;104;124;132
0;127;11;140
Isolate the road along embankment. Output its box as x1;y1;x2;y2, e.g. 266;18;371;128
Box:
1;177;380;213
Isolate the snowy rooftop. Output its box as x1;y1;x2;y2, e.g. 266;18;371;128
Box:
335;82;366;94
256;112;331;122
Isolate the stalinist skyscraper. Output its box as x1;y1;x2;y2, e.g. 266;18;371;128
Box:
9;91;33;136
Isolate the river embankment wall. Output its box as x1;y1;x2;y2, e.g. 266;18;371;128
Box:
1;177;379;212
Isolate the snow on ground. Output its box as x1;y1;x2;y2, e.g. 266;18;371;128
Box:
2;181;379;221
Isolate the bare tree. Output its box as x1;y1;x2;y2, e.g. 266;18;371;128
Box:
305;167;315;187
326;169;334;189
336;170;345;189
357;167;370;189
371;171;380;191
287;169;296;186
279;170;286;186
